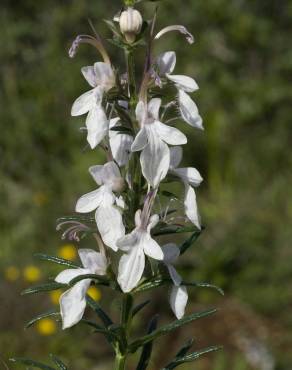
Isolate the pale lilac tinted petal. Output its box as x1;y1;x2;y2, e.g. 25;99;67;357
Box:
110;133;133;167
173;167;203;187
179;90;203;130
78;249;107;275
89;165;104;185
102;161;121;185
142;235;164;260
131;126;148;152
75;187;105;213
163;243;180;264
148;214;159;231
154;121;187;145
167;74;199;93
55;268;91;284
140;128;170;187
135;101;147;125
81;66;96;88
117;247;145;292
156;51;176;75
167;265;182;286
59;280;91;329
117;230;139;252
94;62;115;91
71;89;95;116
86;105;108;149
169;146;183;169
148;98;162;120
95;205;125;251
170;285;188;319
184;184;201;229
134;209;142;228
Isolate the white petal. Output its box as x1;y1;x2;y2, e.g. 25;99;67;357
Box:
154;121;187;145
173;167;203;187
81;66;96;88
163;243;180;264
75;187;105;213
86;105;108;149
110;133;133;167
116;195;126;209
109;117;120;129
140;128;170;187
184;184;201;229
117;230;139;252
156;51;176;75
135;101;147;125
142;234;164;260
117;247;145;292
170;285;188;319
55;268;91;284
131;126;148;152
148;214;159;231
169;146;183;169
167;74;199;93
78;249;107;275
148;98;162;120
95;205;125;251
134;209;142;228
94;62;115;91
102;161;121;184
89;165;104;185
59;280;91;329
167;265;182;286
71;89;95;116
179;90;203;130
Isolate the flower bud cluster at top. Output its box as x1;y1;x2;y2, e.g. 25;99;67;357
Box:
55;1;205;331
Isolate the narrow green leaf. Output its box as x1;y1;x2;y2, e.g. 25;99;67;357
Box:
57;215;95;224
179;229;203;255
174;339;194;358
121;294;134;326
110;126;133;134
183;282;224;296
34;253;81;268
132;300;151;317
136;315;158;370
69;274;110;287
152;225;198;237
22;282;65;296
129;308;217;352
86;295;113;327
49;355;67;370
10;358;55;370
25;310;60;329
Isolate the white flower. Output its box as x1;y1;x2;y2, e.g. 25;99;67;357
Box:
131;99;187;188
156;52;203;130
55;248;107;329
109;118;133;167
169;146;203;229
71;62;116;149
75;162;125;251
117;210;164;293
163;243;188;319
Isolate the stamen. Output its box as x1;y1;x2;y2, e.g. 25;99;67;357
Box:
68;35;111;64
155;25;195;44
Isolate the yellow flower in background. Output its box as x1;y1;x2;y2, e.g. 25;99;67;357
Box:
87;286;102;301
58;244;77;261
4;266;20;281
23;265;41;282
33;191;48;206
50;289;62;305
36;318;57;336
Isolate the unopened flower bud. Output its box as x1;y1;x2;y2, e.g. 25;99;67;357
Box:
119;7;143;44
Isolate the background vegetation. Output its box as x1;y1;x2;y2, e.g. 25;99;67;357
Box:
1;0;291;369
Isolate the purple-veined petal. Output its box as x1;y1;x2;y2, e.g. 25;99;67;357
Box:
184;183;201;229
140;127;170;187
78;249;107;275
179;90;203;130
170;285;188;319
169;146;183;169
131;126;148;152
81;66;97;88
55;268;91;284
148;98;162;120
95;205;125;251
156;51;176;75
167;74;198;93
71;89;95;116
173;167;203;187
75;186;105;213
86;105;109;149
117;246;145;292
154;121;187;145
142;234;164;260
59;280;91;329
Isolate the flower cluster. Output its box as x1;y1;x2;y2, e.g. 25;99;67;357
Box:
53;4;205;331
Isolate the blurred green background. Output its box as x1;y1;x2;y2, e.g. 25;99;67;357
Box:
1;0;292;369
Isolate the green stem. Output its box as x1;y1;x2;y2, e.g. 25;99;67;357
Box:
114;354;126;370
125;48;137;116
